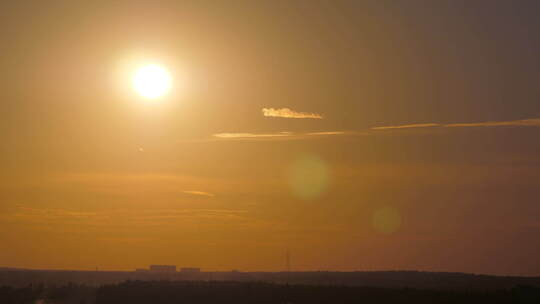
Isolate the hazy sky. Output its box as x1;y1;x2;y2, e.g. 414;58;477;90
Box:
1;0;539;275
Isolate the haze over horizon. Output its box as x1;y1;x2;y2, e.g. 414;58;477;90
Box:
1;1;539;276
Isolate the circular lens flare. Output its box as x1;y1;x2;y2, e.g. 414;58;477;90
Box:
133;64;172;99
288;154;329;200
372;206;402;234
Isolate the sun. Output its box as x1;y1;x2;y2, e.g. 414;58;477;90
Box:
132;64;172;99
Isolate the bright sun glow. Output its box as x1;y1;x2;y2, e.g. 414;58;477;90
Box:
132;64;172;99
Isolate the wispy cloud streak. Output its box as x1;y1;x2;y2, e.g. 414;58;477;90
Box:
306;131;347;135
213;132;292;139
262;108;323;119
371;123;440;130
372;118;540;130
209;119;539;142
5;206;249;227
445;118;540;128
212;131;349;140
182;190;215;197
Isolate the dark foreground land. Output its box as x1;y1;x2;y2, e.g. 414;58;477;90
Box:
2;269;540;304
2;281;540;304
2;269;540;290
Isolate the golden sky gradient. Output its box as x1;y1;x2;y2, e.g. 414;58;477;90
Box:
1;1;539;275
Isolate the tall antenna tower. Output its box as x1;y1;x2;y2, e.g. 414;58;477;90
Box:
285;249;291;285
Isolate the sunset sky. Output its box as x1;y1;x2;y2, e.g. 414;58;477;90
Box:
1;1;539;276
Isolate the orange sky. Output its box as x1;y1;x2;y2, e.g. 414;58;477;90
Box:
1;1;539;275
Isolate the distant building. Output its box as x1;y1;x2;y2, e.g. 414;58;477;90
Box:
149;265;177;273
180;267;201;273
135;268;149;272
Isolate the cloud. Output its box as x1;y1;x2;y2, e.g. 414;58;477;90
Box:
212;131;350;141
262;108;323;119
5;206;250;227
444;118;540;128
213;132;292;139
371;123;441;130
372;118;540;131
182;190;215;197
14;206;98;219
306;131;347;135
31;172;233;201
209;118;539;142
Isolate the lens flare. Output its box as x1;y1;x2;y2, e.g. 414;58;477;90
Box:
288;154;329;200
372;206;402;234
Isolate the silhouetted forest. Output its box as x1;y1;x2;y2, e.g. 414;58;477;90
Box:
2;281;540;304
